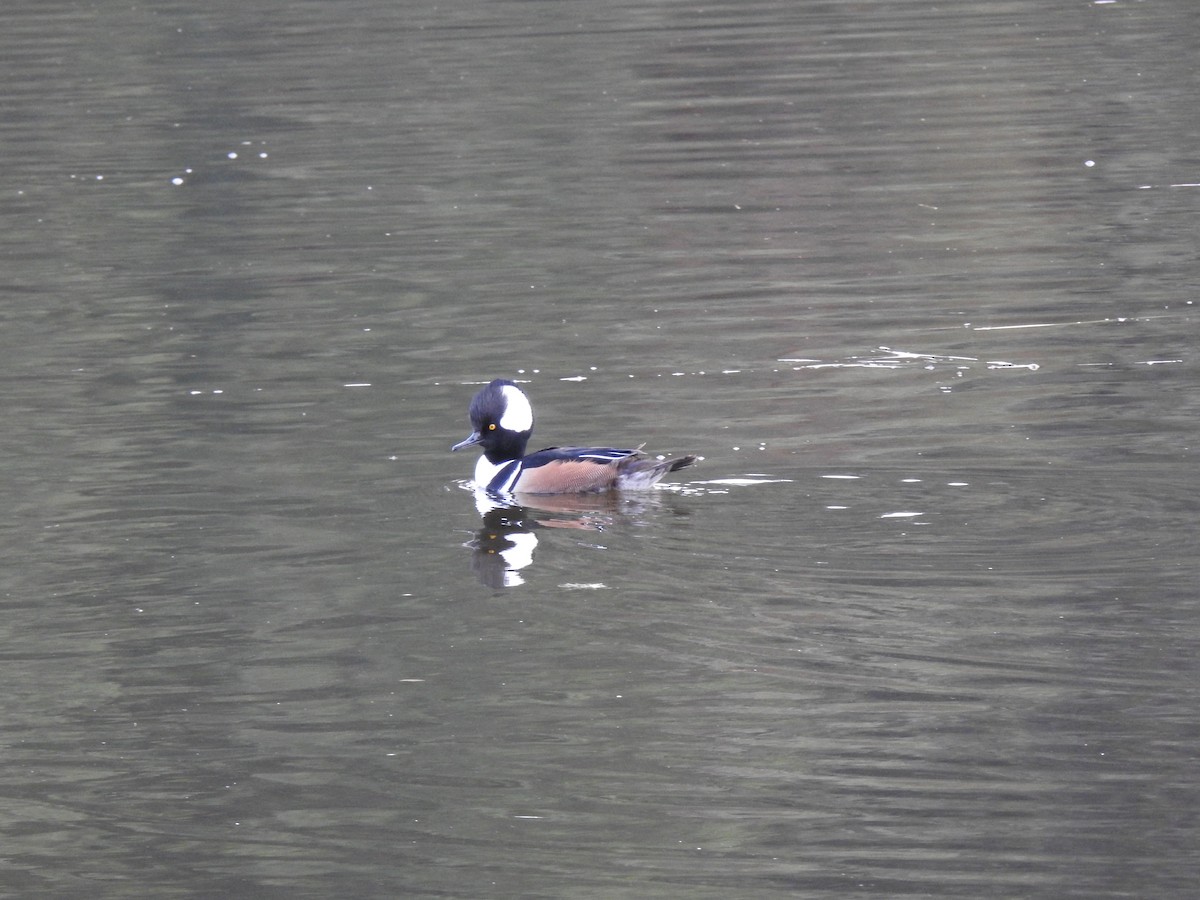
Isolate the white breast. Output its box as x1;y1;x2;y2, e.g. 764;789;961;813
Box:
474;455;520;492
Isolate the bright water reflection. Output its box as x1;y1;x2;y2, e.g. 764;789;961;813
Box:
2;0;1198;897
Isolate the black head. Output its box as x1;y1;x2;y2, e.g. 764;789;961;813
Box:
450;379;534;462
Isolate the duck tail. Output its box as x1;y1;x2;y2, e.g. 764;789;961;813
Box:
614;453;698;489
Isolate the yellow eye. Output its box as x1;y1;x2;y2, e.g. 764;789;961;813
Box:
488;423;497;431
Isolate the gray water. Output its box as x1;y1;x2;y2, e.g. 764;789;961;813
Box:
2;0;1198;897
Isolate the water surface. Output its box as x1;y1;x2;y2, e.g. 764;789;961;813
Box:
2;0;1197;897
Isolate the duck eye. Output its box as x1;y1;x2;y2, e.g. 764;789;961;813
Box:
487;423;497;431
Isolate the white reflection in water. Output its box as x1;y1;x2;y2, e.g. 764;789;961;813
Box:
780;345;1040;372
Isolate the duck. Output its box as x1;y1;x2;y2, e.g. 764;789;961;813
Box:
451;379;697;494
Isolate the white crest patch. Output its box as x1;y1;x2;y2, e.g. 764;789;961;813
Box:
498;384;534;433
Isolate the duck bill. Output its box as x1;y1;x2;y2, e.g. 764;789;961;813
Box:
451;431;482;452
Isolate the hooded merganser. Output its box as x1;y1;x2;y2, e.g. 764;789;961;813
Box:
451;379;697;494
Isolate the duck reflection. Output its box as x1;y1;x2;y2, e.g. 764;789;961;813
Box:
463;488;672;588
